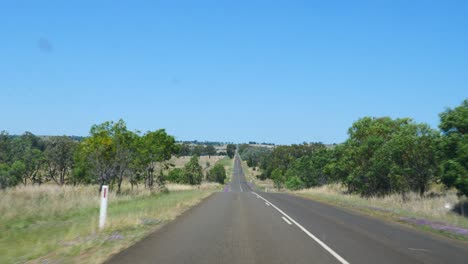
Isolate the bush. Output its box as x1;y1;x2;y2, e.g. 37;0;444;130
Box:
167;168;186;184
285;176;305;190
207;164;226;184
184;156;203;185
271;169;285;190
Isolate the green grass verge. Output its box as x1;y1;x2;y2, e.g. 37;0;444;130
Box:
0;188;213;263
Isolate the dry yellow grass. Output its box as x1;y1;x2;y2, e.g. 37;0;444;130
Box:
166;182;222;191
168;155;225;169
293;184;468;229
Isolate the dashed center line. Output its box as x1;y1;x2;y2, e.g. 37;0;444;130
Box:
252;191;350;264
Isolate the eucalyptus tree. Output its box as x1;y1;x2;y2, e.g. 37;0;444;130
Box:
184;155;203;185
138;129;179;189
226;144;236;158
10;132;45;185
439;99;468;196
44;136;77;185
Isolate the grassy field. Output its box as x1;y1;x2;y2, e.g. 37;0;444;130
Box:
168;155;225;170
0;184;215;263
292;184;468;240
215;156;234;182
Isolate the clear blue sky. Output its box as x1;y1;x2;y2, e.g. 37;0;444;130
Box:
1;1;467;144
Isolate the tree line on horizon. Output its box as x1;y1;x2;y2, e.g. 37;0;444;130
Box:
0;120;228;192
239;99;467;197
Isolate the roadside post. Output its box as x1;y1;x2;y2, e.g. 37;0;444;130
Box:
99;185;109;230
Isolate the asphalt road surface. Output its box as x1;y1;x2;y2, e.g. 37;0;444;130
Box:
107;155;468;264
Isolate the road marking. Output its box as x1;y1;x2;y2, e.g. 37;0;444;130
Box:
282;216;292;225
251;191;350;264
408;248;429;252
265;202;270;206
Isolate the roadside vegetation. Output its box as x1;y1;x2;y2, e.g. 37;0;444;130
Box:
216;156;235;182
0;184;214;263
0;120;228;263
240;99;468;238
0;120;229;192
293;184;468;240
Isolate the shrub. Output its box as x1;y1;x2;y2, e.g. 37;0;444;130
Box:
167;168;186;184
207;164;226;184
285;176;305;190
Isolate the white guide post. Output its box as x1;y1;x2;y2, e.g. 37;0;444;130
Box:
99;185;109;230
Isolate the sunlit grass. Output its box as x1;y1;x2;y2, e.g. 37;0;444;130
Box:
0;184;214;263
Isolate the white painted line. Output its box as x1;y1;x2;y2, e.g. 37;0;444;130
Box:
282;216;292;225
408;248;429;252
265;202;270;206
251;191;350;264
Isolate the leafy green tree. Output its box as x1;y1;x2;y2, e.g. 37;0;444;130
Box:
0;164;10;189
192;145;204;156
239;145;271;168
44;136;77;185
205;145;217;158
138;129;179;189
71;144;95;185
370;123;439;196
9;132;46;185
258;143;325;180
111;121;138;193
178;143;192;156
323;144;350;184
8;161;26;187
184;156;203;185
0;131;12;164
78;121;118;190
167;168;186;183
207;163;226;184
285;148;331;188
285;176;305;190
271;168;285;190
226;144;236;158
439;99;468;196
343;117;410;195
0;163;23;189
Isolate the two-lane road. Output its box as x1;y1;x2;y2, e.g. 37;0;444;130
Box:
107;155;468;264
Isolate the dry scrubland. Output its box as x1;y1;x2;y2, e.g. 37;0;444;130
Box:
0;184;217;263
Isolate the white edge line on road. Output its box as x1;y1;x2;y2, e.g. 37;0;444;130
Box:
251;191;350;264
282;216;292;225
265;202;270;206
